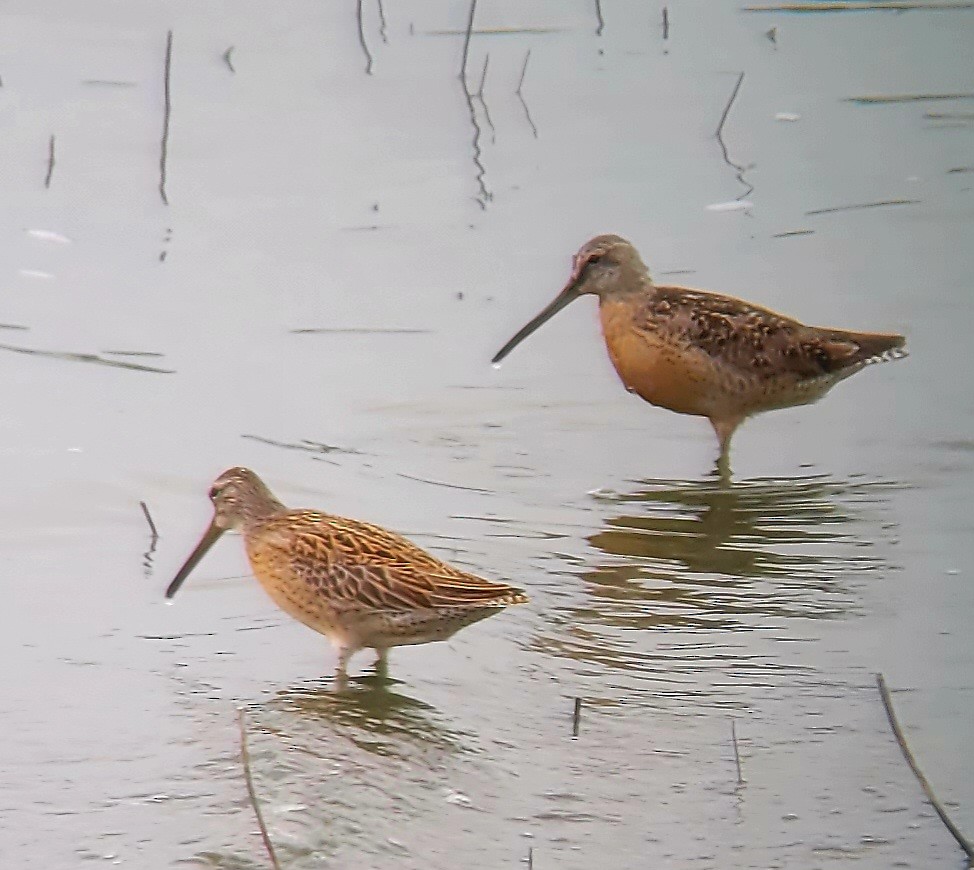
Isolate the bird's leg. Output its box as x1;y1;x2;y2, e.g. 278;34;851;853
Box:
333;646;352;691
373;648;389;678
715;449;732;484
711;415;743;471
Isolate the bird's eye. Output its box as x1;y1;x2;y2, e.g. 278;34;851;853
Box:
208;485;220;500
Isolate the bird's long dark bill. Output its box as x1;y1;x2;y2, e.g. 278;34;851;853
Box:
491;285;580;365
165;521;224;599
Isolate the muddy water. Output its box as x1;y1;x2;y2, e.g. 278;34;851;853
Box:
1;1;972;867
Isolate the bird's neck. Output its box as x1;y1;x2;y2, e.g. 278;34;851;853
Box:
237;490;286;530
599;266;655;303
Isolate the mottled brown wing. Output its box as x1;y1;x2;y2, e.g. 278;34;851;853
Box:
259;510;526;612
645;286;904;379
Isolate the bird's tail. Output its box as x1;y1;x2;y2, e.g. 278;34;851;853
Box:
826;329;907;369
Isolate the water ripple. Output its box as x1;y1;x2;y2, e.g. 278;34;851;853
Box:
531;473;902;691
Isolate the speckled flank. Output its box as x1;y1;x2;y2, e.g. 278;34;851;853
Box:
167;467;528;681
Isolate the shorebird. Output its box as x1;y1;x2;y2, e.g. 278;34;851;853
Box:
493;235;905;464
165;468;527;684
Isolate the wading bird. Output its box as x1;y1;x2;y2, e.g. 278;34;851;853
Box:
166;467;527;684
493;235;905;467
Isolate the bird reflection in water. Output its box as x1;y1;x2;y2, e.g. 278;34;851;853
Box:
535;471;900;683
263;676;468;761
232;680;472;865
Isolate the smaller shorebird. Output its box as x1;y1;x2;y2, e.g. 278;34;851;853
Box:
165;468;527;684
493;235;906;464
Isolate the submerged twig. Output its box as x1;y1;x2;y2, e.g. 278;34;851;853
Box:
731;719;744;785
714;72;753;199
241;433;364;456
397;472;491;494
103;350;165;357
516;49;538;139
744;2;974;10
805;199;919;216
377;0;388;43
475;54;495;143
715;72;744;147
289;326;428;334
159;30;173;206
528;846;534;869
139;501;159;540
239;709;282;870
140;502;159;577
83;79;136;87
463;84;491;211
516;50;531;93
44;135;55;189
356;0;374;75
663;6;670;39
594;0;605;35
846;92;974;105
876;674;974;861
459;0;477;82
458;0;489;208
476;53;490;95
222;46;236;74
142;538;158;577
0;342;174;374
572;697;582;737
432;26;562;35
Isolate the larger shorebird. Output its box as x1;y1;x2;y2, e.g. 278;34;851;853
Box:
166;468;527;684
493;235;905;464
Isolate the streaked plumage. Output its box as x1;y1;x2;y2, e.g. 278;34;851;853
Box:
493;235;906;464
166;468;527;683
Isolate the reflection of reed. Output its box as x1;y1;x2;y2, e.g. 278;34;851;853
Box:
516;50;538;139
139;500;159;577
535;473;900;682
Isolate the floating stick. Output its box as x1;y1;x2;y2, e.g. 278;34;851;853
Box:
44;135;55;189
139;500;159;540
805;199;919;216
356;0;374;75
159;30;173;205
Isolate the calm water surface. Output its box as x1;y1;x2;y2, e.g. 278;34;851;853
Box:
1;1;972;868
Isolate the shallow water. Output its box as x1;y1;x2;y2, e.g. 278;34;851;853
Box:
1;1;973;867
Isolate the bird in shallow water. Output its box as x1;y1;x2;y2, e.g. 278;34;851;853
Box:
493;235;906;468
165;467;527;685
